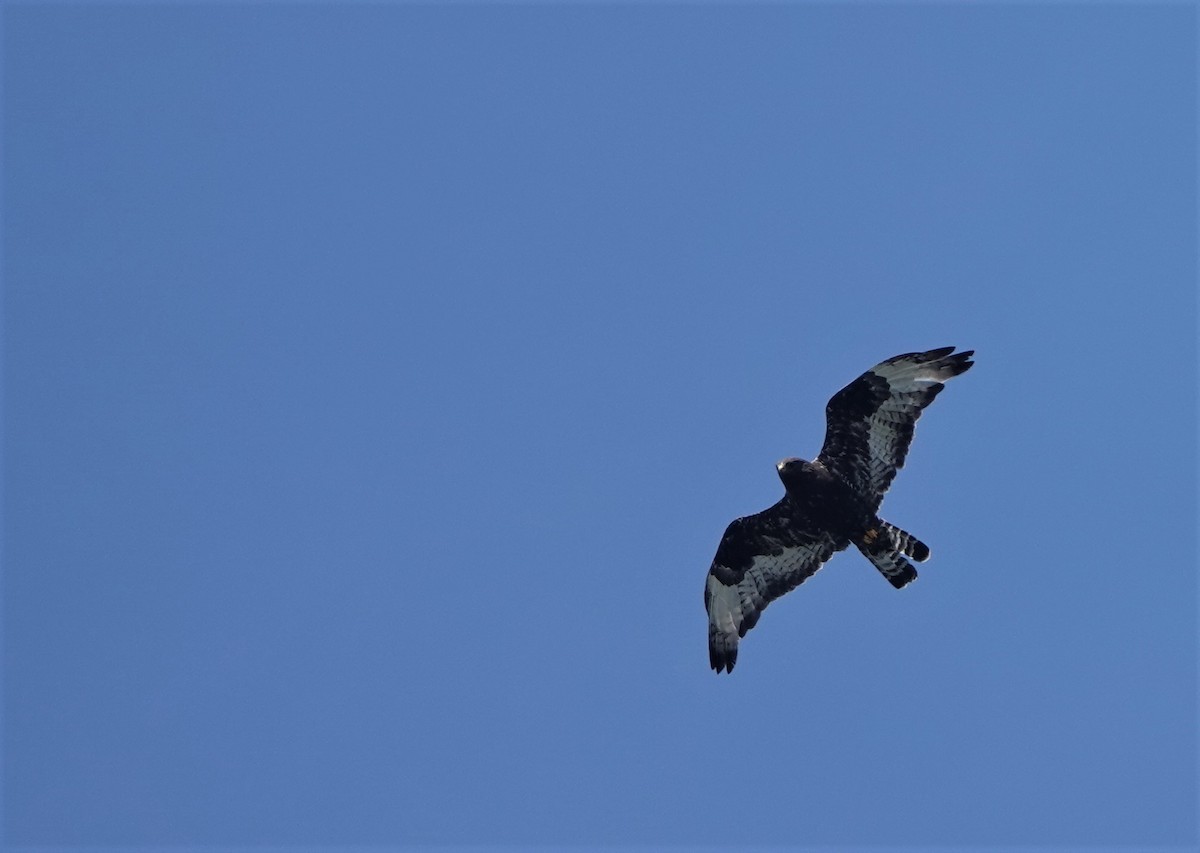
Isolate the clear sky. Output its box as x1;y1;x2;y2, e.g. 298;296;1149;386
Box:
3;4;1196;850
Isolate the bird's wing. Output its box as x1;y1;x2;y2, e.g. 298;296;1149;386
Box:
817;346;974;508
705;498;841;673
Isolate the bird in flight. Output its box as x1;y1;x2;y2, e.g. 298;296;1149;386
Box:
704;346;974;673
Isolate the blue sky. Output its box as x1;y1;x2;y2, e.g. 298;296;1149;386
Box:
3;4;1196;850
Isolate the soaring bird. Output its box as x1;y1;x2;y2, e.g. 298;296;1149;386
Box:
704;347;974;673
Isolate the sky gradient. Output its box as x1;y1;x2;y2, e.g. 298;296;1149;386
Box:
4;4;1197;850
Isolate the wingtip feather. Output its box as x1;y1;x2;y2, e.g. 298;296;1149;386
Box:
709;643;736;674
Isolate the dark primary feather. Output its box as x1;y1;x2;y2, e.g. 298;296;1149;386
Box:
818;347;974;508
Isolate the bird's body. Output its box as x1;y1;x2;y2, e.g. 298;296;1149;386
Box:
704;347;974;673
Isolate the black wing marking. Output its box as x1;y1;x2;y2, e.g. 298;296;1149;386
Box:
817;346;974;508
704;498;842;673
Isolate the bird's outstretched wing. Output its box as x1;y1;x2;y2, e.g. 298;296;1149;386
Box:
817;346;974;508
705;498;841;673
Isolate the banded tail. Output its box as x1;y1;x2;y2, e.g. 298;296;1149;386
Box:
856;522;930;589
881;521;930;563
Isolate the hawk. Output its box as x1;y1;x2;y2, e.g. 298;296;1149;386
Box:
704;346;974;673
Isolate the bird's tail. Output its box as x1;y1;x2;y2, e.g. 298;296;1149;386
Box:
880;521;930;563
856;522;928;589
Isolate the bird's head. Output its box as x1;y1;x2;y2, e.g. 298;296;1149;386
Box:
776;457;813;490
776;456;807;475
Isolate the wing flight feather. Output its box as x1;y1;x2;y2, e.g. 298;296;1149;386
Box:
704;498;840;673
817;346;974;507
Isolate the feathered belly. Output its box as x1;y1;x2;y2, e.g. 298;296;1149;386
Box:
785;477;873;541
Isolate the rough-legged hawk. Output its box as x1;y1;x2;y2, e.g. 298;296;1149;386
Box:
704;346;974;673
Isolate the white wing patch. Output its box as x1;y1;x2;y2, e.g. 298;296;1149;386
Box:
860;358;958;495
820;347;972;505
706;573;744;637
706;538;836;673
